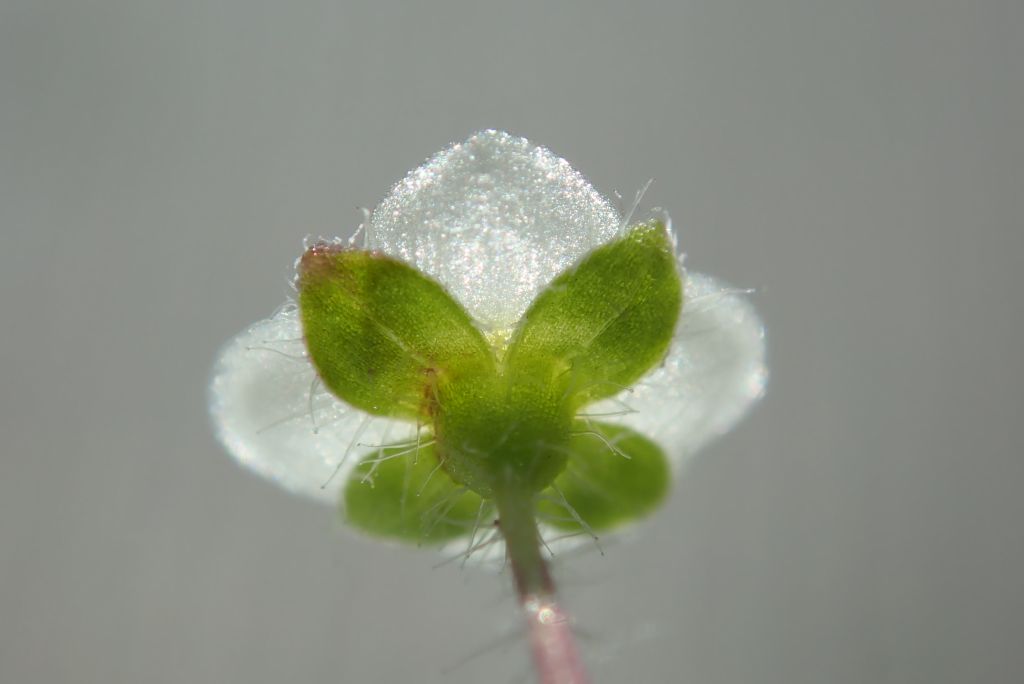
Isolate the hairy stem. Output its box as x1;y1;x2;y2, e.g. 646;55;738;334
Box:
495;489;590;684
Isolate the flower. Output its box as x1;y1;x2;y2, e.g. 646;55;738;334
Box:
208;130;765;550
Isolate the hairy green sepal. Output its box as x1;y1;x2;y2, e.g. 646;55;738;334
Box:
537;422;669;532
344;442;490;543
298;245;494;419
343;423;668;545
504;221;682;408
301;223;681;534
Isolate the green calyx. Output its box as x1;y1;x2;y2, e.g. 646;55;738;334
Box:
298;222;682;543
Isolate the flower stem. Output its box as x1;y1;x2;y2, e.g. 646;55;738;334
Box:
495;489;591;684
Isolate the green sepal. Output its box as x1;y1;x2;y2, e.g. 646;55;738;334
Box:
503;221;682;408
344;440;492;544
430;369;574;497
537;421;669;533
298;245;495;419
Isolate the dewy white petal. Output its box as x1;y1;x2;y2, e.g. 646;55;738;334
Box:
593;269;767;471
369;130;621;333
208;305;414;504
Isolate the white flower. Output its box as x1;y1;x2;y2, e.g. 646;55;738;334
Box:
208;130;766;513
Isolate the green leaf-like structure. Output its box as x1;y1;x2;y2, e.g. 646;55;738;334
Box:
538;422;669;532
344;442;490;543
300;222;681;545
505;221;682;408
299;245;495;419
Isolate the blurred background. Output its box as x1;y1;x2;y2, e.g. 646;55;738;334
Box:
1;2;1022;682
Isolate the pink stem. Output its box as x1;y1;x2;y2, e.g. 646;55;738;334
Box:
521;593;591;684
496;490;591;684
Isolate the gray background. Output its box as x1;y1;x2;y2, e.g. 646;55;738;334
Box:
2;2;1022;683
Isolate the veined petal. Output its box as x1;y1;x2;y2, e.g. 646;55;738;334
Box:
589;270;767;471
369;130;622;333
208;305;416;504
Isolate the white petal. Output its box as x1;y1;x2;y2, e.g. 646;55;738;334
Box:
208;305;415;504
589;270;767;471
369;130;622;332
